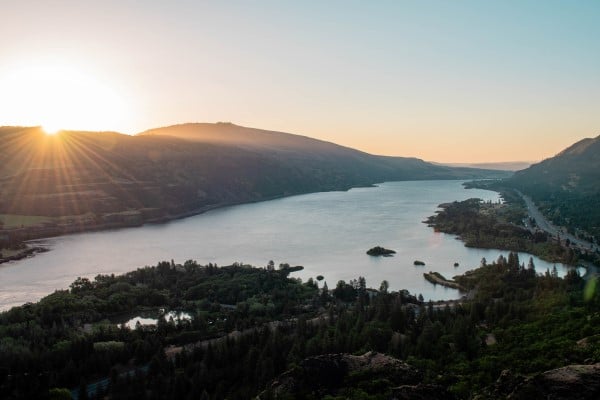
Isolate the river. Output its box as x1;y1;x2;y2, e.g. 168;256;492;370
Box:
0;180;576;310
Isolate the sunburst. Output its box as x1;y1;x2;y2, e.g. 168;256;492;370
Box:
0;61;130;132
41;125;61;135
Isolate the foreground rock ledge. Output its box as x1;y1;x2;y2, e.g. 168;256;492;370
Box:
258;351;452;399
493;363;600;400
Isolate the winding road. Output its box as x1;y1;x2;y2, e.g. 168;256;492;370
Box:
517;190;598;278
518;190;595;251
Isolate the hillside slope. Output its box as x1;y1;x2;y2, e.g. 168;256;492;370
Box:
0;124;506;236
138;122;509;181
507;134;600;238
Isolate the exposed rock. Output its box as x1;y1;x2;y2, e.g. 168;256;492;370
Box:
490;369;526;398
522;363;600;399
484;333;497;346
259;351;421;399
494;364;600;399
576;334;600;349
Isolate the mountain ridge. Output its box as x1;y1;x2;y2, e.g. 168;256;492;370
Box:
507;134;600;239
0;123;508;245
136;122;512;179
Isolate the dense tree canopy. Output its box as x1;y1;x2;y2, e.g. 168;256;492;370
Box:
1;255;599;399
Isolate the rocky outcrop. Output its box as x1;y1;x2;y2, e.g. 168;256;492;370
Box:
491;363;600;399
259;351;426;399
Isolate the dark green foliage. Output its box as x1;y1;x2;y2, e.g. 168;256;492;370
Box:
0;261;318;399
1;256;599;399
427;197;578;265
506;135;600;240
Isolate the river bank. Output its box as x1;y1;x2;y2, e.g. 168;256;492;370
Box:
423;271;467;291
0;180;517;310
425;197;582;266
0;246;48;265
1;184;378;264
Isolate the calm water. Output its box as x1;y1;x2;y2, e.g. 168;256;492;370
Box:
120;311;192;330
0;180;574;310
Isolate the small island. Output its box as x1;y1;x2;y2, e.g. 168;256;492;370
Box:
366;246;396;257
413;260;425;266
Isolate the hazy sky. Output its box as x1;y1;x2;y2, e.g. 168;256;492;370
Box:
1;1;599;163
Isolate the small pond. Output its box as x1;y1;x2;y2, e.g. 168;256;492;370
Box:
119;310;192;329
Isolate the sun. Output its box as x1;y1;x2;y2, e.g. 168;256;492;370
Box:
0;61;130;132
41;124;61;135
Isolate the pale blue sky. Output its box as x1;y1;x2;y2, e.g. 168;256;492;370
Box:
1;1;599;162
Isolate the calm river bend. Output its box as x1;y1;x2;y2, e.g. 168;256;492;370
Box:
0;180;575;310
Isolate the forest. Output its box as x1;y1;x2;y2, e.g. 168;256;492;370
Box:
1;254;599;399
506;134;600;241
426;196;584;265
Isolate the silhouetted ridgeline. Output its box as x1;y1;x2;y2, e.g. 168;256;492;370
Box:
0;124;508;243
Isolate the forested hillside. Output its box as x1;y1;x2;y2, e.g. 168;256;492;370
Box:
0;124;506;241
1;257;598;399
508;135;600;239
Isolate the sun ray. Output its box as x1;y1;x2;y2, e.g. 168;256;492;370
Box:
0;62;130;132
0;126;157;225
61;132;147;210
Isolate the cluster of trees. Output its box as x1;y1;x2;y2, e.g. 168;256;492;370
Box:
0;261;318;399
427;198;579;265
0;254;599;399
497;133;600;241
524;192;600;242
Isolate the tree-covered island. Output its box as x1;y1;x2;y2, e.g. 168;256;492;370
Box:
366;246;397;257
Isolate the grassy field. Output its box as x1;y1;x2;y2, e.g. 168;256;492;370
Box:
0;214;56;229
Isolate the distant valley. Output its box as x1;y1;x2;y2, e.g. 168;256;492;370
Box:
0;123;508;244
439;161;534;171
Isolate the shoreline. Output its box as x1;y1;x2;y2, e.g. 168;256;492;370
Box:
425;191;599;280
0;246;48;265
423;271;467;291
0;183;378;264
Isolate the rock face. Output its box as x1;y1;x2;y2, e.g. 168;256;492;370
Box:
494;363;600;399
259;351;452;399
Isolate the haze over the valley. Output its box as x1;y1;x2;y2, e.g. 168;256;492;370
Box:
1;1;599;163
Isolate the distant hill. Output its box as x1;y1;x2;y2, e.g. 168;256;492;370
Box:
138;122;510;182
0;124;508;231
507;134;600;238
139;122;354;154
439;161;533;171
